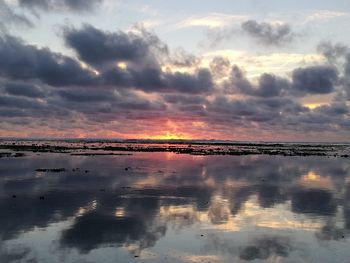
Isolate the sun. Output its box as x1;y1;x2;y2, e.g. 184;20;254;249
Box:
150;131;190;140
145;120;192;140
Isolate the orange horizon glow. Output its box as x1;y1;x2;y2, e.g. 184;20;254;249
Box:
147;131;192;140
144;120;193;140
1;117;350;142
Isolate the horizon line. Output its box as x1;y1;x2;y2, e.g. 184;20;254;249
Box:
0;137;349;144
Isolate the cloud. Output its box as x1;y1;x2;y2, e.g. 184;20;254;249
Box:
18;0;102;13
239;237;291;261
317;42;349;63
241;20;295;46
256;73;290;97
1;145;350;261
229;65;290;97
292;65;338;94
340;54;350;99
63;24;168;67
229;65;252;93
0;244;35;263
169;48;201;68
209;56;231;79
57;88;116;103
3;81;45;98
314;102;349;116
100;67;133;87
304;10;349;23
0;0;103;30
0;31;212;95
163;94;206;105
60;211;165;253
208;96;308;125
0;25;349;140
175;13;247;29
344;54;350;77
291;188;337;216
131;68;214;94
0;34;98;86
206;19;296;47
165;68;213;94
0;0;33;30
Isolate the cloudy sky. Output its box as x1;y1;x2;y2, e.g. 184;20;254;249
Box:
0;0;350;141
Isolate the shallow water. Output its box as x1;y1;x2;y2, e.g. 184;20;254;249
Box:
1;149;350;262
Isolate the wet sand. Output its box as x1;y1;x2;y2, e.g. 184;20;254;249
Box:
0;139;349;157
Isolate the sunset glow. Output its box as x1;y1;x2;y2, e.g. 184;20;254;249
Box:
1;2;350;262
149;132;191;140
0;0;349;141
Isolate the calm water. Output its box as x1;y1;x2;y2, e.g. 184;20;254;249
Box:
1;150;350;262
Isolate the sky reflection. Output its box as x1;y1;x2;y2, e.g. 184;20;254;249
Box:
0;150;350;262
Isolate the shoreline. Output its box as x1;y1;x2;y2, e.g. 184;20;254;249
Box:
0;141;349;157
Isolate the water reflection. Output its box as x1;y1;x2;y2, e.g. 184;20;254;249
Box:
0;151;350;262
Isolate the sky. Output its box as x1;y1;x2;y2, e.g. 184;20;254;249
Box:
0;0;350;141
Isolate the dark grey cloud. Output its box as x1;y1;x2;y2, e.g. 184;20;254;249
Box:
205;93;349;136
63;24;168;67
0;32;212;95
0;26;349;138
131;68;213;94
0;94;45;110
241;20;295;46
229;65;252;94
18;0;102;13
208;96;308;124
303;44;350;100
345;54;350;77
343;57;350;99
292;65;338;94
130;67;163;91
48;87;167;122
165;68;213;94
229;65;290;97
314;102;349;116
3;81;45;98
0;34;98;87
163;94;206;105
58;88;116;103
255;73;290;97
100;67;133;87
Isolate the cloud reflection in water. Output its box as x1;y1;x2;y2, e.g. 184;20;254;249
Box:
0;151;349;262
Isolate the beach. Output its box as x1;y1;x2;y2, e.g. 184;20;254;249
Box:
0;140;349;262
